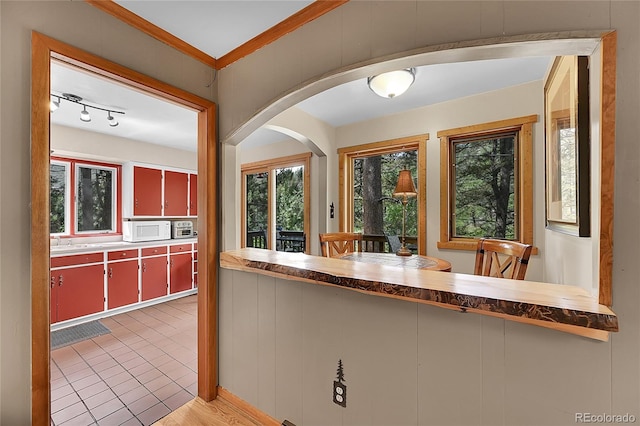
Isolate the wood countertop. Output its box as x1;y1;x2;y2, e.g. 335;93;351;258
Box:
220;248;618;341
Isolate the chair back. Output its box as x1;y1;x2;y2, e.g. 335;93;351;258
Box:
319;232;363;258
386;235;402;253
246;230;267;249
474;238;532;280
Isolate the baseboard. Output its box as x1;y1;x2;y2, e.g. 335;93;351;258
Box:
216;386;281;426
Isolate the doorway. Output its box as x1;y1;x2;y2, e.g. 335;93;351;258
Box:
31;32;217;425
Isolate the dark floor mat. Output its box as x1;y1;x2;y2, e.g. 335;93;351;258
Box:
51;320;111;350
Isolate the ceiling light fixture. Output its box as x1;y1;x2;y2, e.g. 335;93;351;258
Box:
367;68;416;99
80;105;91;122
107;112;119;127
50;92;125;126
50;95;60;112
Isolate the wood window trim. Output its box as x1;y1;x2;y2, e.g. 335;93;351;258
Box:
241;152;311;253
437;115;538;252
338;135;428;256
31;32;217;423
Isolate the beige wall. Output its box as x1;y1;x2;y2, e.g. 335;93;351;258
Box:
218;1;640;424
52;125;197;170
0;1;214;422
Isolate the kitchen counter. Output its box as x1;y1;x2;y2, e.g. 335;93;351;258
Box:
50;238;198;255
221;248;618;341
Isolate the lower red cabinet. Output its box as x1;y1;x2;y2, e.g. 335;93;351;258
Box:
141;255;168;301
108;260;139;309
170;252;192;293
51;264;105;323
50;242;197;324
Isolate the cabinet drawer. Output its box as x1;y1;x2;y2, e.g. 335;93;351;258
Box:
107;249;138;261
51;252;104;268
170;243;192;253
141;246;167;257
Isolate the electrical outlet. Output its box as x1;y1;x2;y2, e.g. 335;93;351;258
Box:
333;359;346;407
333;380;346;407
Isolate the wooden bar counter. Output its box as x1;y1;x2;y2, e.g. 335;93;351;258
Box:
220;248;618;341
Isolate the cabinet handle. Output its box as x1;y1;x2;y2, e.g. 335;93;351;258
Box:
142;262;147;272
50;276;56;289
170;259;174;268
108;268;113;278
135;199;138;207
165;200;169;208
58;275;64;286
121;252;127;257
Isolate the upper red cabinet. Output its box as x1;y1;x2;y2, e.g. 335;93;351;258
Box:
164;171;189;217
133;166;163;216
124;163;197;218
189;173;198;216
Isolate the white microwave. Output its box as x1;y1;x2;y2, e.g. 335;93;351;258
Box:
123;220;171;242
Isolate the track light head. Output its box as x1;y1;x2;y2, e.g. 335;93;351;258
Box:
50;97;60;112
107;112;119;127
80;106;91;122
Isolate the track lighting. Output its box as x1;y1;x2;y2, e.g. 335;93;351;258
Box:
80;105;91;122
50;92;124;127
107;112;119;127
50;96;60;112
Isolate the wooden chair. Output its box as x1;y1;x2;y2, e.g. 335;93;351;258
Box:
319;232;363;258
474;238;533;280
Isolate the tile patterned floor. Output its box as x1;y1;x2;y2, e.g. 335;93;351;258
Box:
50;295;197;426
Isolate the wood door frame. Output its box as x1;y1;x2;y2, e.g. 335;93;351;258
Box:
31;32;218;424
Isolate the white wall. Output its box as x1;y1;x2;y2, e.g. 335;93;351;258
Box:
52;124;197;170
218;1;640;424
0;1;214;422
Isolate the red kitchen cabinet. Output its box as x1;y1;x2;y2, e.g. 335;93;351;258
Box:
189;173;198;216
193;248;198;288
134;166;162;216
170;244;192;294
164;171;188;216
50;271;58;324
141;249;168;301
107;259;139;309
53;264;105;322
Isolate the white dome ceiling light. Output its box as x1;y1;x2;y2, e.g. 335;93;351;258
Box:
367;68;416;99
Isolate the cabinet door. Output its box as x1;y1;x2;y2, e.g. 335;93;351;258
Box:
164;171;188;216
141;256;168;301
134;166;162;216
189;173;198;216
50;271;58;324
170;252;192;294
56;264;105;322
108;260;139;309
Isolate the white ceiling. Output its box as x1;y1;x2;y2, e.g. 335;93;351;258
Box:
114;0;314;59
50;2;552;152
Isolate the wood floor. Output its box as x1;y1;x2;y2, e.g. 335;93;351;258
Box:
153;396;269;426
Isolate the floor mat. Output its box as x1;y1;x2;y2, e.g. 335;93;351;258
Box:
51;320;111;350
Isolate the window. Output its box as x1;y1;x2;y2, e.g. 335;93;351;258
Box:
50;157;121;236
241;153;311;253
338;135;427;255
437;115;537;250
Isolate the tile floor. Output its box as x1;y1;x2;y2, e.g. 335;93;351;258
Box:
50;295;197;426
